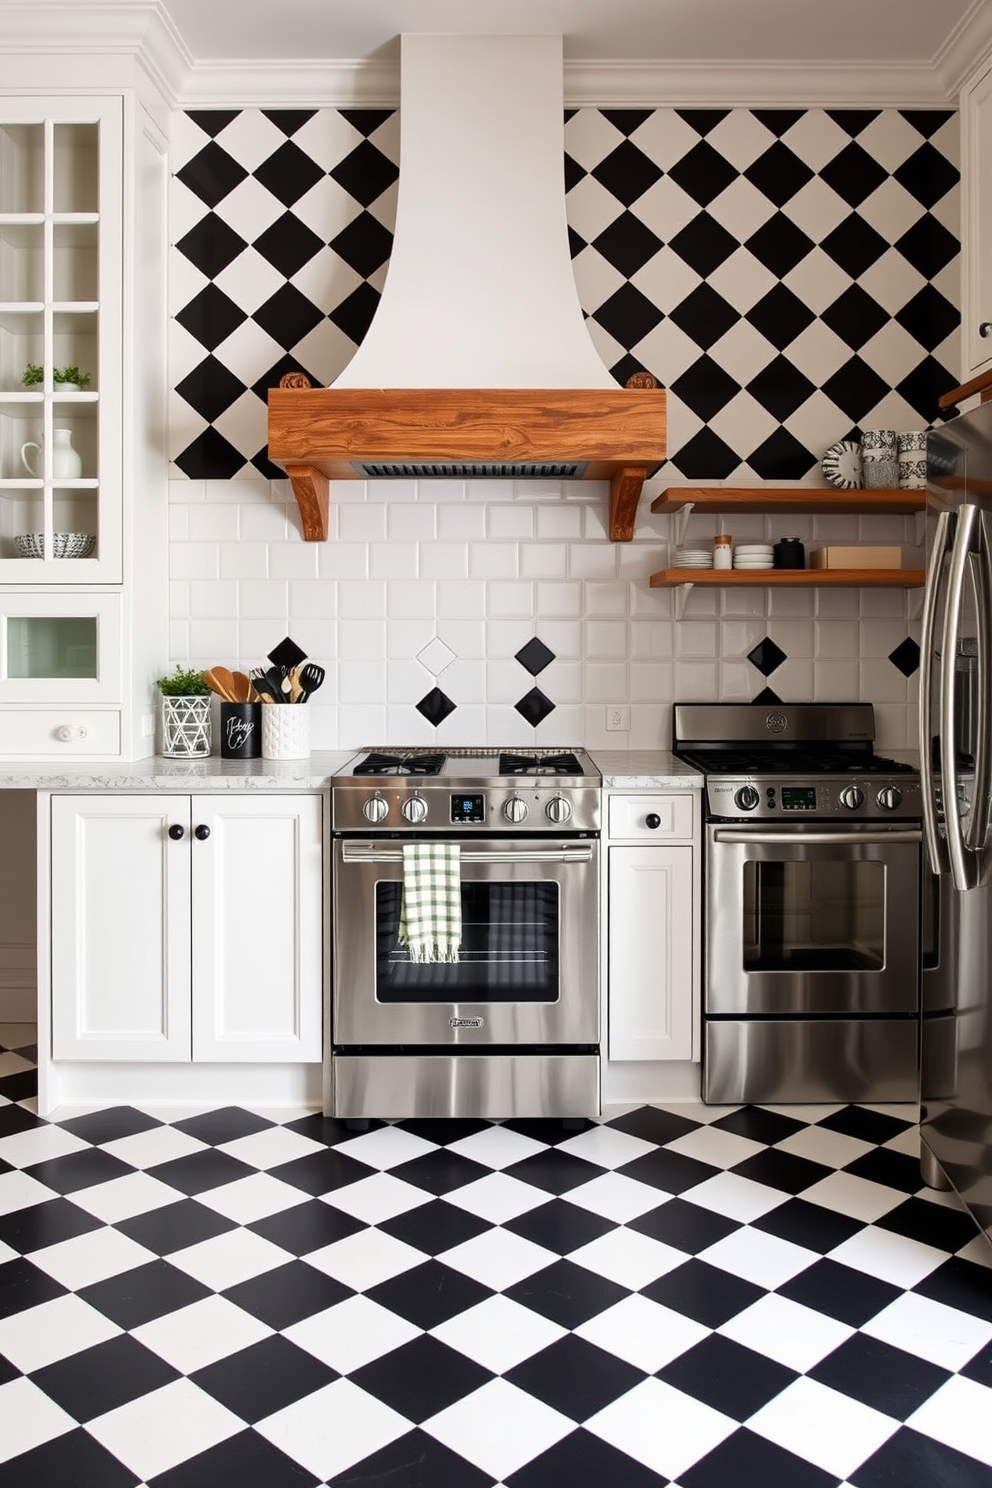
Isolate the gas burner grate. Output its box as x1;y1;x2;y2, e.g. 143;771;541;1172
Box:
353;751;445;777
676;748;916;776
499;751;584;776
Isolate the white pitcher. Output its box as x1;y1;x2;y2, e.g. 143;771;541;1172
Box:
21;427;82;480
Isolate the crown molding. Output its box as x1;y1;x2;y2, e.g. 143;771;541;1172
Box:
935;0;992;95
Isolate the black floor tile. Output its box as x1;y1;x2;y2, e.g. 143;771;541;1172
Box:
378;1196;492;1255
0;1070;39;1103
283;1111;383;1147
57;1106;164;1144
502;1148;605;1194
809;1331;952;1420
505;1334;645;1419
875;1195;984;1253
78;1258;211;1328
505;1259;629;1329
681;1427;839;1488
850;1425;992;1488
606;1105;703;1146
627;1196;739;1254
147;1427;320;1488
31;1333;181;1420
170;1106;276;1145
502;1116;593;1145
912;1255;992;1321
503;1196;615;1254
367;1259;492;1328
221;1259;352;1329
392;1117;487;1146
817;1105;915;1146
22;1148;136;1194
115;1198;237;1255
0;1256;66;1318
776;1255;903;1326
0;1196;103;1254
191;1334;337;1421
751;1195;866;1252
658;1334;798;1419
506;1427;668;1488
266;1147;375;1196
143;1148;256;1195
844;1145;930;1193
617;1147;720;1195
0;1428;141;1488
730;1147;834;1193
248;1197;365;1254
641;1257;766;1328
387;1149;491;1195
961;1340;992;1386
334;1428;494;1488
0;1353;19;1386
350;1333;492;1421
709;1105;806;1145
0;1103;45;1138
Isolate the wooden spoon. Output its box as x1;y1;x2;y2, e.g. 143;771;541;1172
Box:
230;670;256;703
203;666;237;702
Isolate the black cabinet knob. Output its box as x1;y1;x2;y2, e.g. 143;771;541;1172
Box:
645;813;661;829
194;824;211;841
981;321;992;339
168;823;184;840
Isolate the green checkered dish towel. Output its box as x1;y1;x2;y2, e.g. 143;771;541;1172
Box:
398;842;462;963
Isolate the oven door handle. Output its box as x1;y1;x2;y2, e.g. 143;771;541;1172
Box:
339;842;595;864
712;828;922;846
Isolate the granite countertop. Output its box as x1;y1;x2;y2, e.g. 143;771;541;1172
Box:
0;751;357;791
589;750;704;789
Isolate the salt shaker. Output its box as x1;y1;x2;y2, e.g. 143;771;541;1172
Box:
713;533;732;570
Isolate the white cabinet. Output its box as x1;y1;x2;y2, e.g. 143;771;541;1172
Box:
50;794;323;1063
963;58;992;376
606;791;699;1062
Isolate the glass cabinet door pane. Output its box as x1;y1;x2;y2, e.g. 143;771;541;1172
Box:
7;615;97;678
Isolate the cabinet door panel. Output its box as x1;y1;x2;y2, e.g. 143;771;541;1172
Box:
51;795;191;1060
191;795;322;1062
608;844;694;1061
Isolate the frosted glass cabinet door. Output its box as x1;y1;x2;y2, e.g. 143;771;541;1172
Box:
0;591;120;701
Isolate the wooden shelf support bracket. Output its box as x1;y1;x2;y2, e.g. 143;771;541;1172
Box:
285;463;329;542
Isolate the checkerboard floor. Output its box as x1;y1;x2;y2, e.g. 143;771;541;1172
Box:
1;1025;991;1488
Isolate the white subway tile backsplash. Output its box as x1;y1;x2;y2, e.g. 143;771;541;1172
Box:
584;581;627;617
535;505;585;541
816;622;860;659
468;542;519;579
170;542;220;580
813;659;860;697
339;618;386;659
188;619;241;663
386;580;437;619
860;658;912;703
387;504;438;542
338;504;389;543
584;619;628;659
220;544;269;580
439;506;487;541
536;620;584;658
238;579;289;619
437;580;486;618
288;580;338;619
339;659;387;703
486;582;535;619
420;543;469;579
189;580;239;618
535;582;583;617
369;542;419;580
487;504;535;540
568;543;619;581
318;543;369;580
520;544;568;579
238;499;291;544
187;504;240;542
269;543;321;580
338;579;387;619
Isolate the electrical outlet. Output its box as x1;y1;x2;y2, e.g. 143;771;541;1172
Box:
141;712;156;737
607;706;629;732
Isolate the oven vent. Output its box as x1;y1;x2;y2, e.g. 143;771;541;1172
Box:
355;460;588;480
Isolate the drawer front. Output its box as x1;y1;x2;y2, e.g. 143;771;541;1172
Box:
608;793;695;841
0;709;121;757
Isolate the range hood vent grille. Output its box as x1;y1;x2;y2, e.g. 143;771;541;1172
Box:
356;460;588;480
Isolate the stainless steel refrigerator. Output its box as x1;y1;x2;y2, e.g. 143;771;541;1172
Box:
919;402;992;1256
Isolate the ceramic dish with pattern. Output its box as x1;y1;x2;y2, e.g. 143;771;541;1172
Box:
822;439;862;489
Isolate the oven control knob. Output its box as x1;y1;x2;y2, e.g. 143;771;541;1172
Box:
401;795;428;824
546;795;572;824
839;785;865;810
876;786;902;811
504;796;528;824
363;794;389;824
734;785;760;811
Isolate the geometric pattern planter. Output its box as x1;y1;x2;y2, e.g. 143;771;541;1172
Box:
161;695;211;756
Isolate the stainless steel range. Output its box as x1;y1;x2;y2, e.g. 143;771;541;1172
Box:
673;703;923;1104
329;747;601;1120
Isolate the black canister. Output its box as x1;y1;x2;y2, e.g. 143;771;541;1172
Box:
219;701;262;759
773;536;805;569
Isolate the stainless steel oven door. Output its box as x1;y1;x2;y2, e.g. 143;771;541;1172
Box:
706;823;921;1015
333;837;599;1045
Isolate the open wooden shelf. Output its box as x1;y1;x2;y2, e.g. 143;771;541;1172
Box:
650;567;925;589
650;485;925;515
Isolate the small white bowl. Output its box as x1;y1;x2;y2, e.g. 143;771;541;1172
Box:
14;531;95;559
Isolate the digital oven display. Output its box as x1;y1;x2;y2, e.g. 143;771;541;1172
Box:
451;793;485;824
781;786;818;811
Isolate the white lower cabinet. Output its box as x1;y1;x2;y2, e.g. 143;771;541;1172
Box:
51;793;322;1062
607;792;699;1061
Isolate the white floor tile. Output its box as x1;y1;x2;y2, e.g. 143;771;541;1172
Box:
574;1294;711;1372
304;1228;424;1291
826;1225;948;1289
430;1295;567;1373
167;1227;291;1290
568;1226;685;1290
0;1168;60;1217
666;1127;767;1169
87;1377;243;1480
0;1293;121;1373
286;1296;422;1374
323;1172;433;1225
132;1294;273;1372
799;1170;906;1222
698;1224;819;1289
906;1374;992;1467
0;1052;35;1078
679;1170;787;1223
69;1171;185;1224
587;1377;736;1480
861;1291;992;1372
556;1125;657;1169
194;1171;310;1224
883;1125;921;1158
746;1375;900;1478
446;1126;550;1171
0;1377;75;1464
438;1227;557;1291
774;1126;874;1169
0;1124;89;1168
0;1023;35;1050
718;1293;854;1372
28;1227;156;1291
443;1172;549;1225
257;1379;410;1480
102;1126;207;1170
423;1378;572;1480
333;1126;439;1171
562;1171;668;1223
217;1125;328;1169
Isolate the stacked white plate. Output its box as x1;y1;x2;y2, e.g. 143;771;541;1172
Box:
673;547;713;568
734;543;774;570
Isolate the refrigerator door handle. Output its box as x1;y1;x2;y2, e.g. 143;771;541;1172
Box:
920;507;952;876
965;548;992;856
941;501;980;891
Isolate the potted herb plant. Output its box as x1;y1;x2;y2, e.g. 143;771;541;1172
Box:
21;363;92;391
155;664;211;757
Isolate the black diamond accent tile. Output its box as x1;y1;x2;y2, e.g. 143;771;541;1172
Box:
253;211;325;278
668;282;739;351
417;687;457;726
172;1107;276;1145
564;151;586;193
591;139;664;207
609;352;656;388
175;141;249;209
676;108;732;137
507;1334;645;1420
0;1430;140;1488
507;1428;669;1488
912;1256;992;1323
567;222;587;258
147;1428;320;1488
0;1257;67;1319
248;1198;365;1256
250;353;323;407
660;1334;798;1419
896;213;960;280
144;1148;256;1196
515;637;555;675
174;283;247;352
821;356;893;424
826;109;881;138
752;108;806;138
748;425;819;480
745;212;815;278
335;1429;493;1488
367;1259;493;1329
902;108;956;139
820;140;889;207
753;686;783;704
747;637;788;675
330;210;394;278
192;1334;337;1422
627;1197;739;1254
590;281;665;347
174;355;247;424
668;211;739;276
352;1334;493;1422
895;285;959;353
821;212;891;277
222;1259;352;1329
751;1195;864;1253
252;139;324;208
328;280;382;344
744;282;816;351
894;142;960;210
503;1196;616;1255
848;1425;992;1488
667;139;739;207
822;284;891;351
681;1428;837;1488
505;1258;629;1329
592;212;663;278
330;138;400;207
671;354;740;421
0;1198;102;1255
186;109;241;140
602;108;656;137
728;1147;835;1196
173;425;246;481
642;1258;765;1328
891;637;923;680
743;141;815;206
78;1259;211;1329
746;355;816;421
379;1197;491;1257
115;1199;238;1256
32;1333;180;1421
175;214;248;279
897;355;960;425
672;425;738;482
777;1256;902;1327
261;108;319;138
340;107;396;139
515;688;556;727
253;281;326;350
810;1332;952;1420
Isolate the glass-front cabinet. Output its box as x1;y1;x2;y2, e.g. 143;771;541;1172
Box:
0;99;122;582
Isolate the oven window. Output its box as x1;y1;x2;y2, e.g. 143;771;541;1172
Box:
742;859;885;972
374;880;560;1001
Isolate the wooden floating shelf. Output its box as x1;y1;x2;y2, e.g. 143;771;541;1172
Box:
650;567;925;589
650;485;925;515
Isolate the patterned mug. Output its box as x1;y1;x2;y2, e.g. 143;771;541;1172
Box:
897;430;928;489
859;429;899;489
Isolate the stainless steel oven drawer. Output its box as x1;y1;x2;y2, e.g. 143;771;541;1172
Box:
704;1018;919;1104
331;1052;600;1119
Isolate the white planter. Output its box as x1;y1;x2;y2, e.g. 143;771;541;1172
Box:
161;695;211;757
